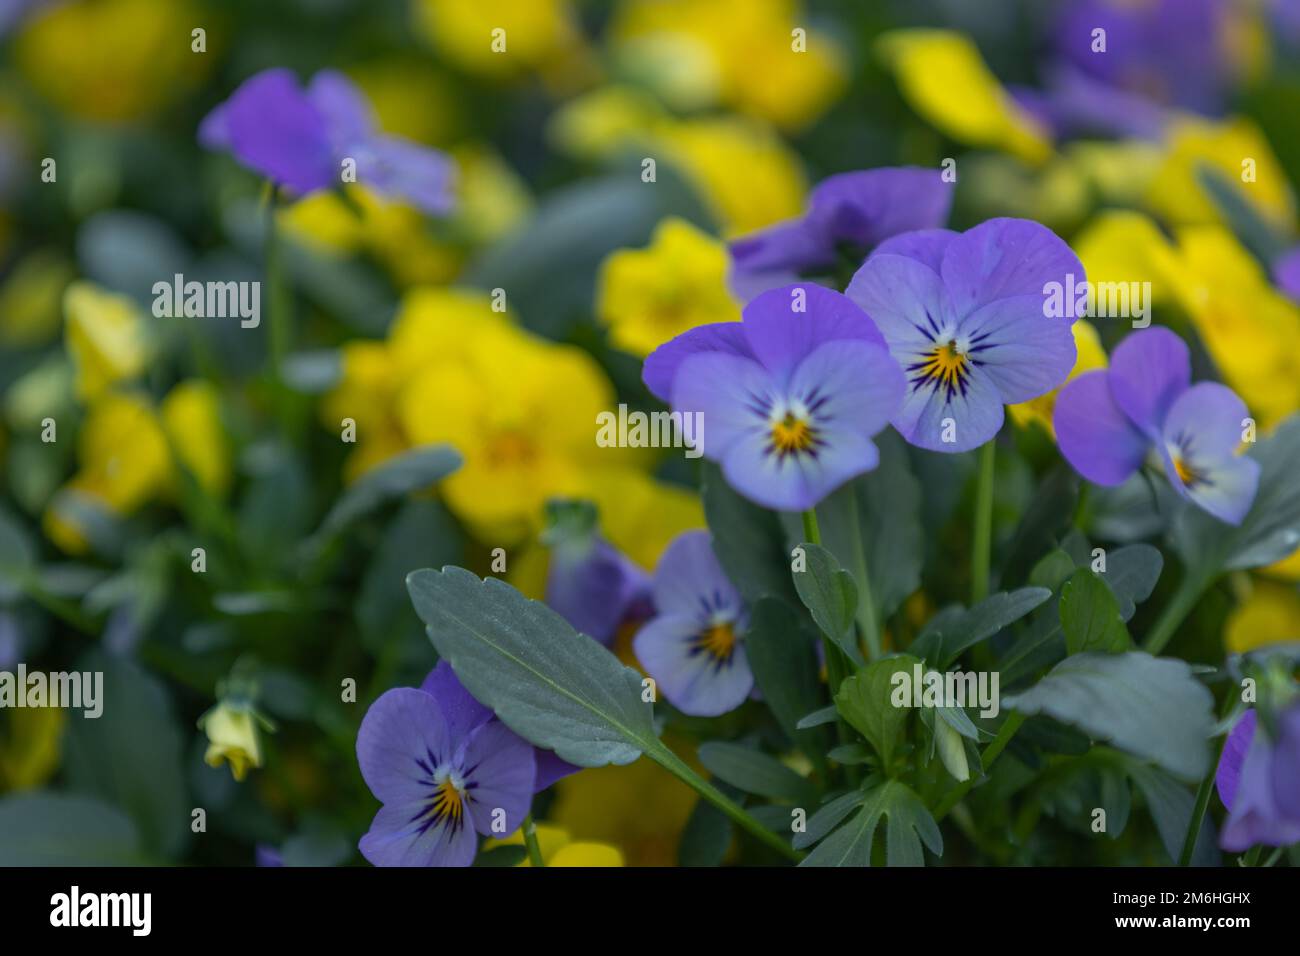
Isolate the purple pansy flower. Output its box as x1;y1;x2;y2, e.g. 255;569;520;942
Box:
200;68;454;214
728;167;954;301
1215;707;1300;851
356;662;575;867
1274;246;1300;303
633;531;751;717
845;218;1081;453
643;284;905;511
542;502;652;646
1054;327;1260;525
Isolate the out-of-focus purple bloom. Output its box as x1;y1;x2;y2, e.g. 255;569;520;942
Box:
543;502;652;646
1274;246;1300;303
255;844;284;867
200;68;454;214
1216;707;1300;851
633;531;751;717
846;218;1080;453
356;661;576;867
1035;0;1237;139
728;168;953;301
1054;327;1260;525
643;284;905;511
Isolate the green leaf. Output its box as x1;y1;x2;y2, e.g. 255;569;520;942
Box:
64;652;188;857
702;463;797;606
792;543;862;665
1099;544;1163;621
310;445;462;543
1003;652;1214;781
1000;466;1078;586
1029;548;1076;592
911;588;1052;668
812;431;924;619
697;742;817;804
801;781;941;867
796;705;839;730
744;597;827;751
677;798;732;867
0;506;35;603
793;791;865;850
475;844;528;867
1126;761;1220;866
406;567;656;767
1173;416;1300;575
1195;164;1290;263
834;655;920;768
1060;569;1132;655
0;792;145;865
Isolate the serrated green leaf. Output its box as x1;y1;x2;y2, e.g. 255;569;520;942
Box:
407;567;657;767
800;780;941;867
1060;569;1132;655
793;791;864;850
834;655;920;768
1004;652;1214;781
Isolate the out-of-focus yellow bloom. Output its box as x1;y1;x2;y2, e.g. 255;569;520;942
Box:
0;252;74;348
349;58;460;147
1062;141;1165;209
63;282;150;402
484;822;625;867
15;0;210;122
1159;225;1300;427
610;0;846;130
1072;209;1176;306
162;380;230;499
414;0;587;80
659;116;807;235
199;701;265;782
398;330;616;543
1008;321;1107;437
1225;580;1300;654
549;748;699;866
0;708;64;791
1264;548;1300;581
876;29;1051;166
1145;117;1296;232
597;217;739;357
547;85;669;161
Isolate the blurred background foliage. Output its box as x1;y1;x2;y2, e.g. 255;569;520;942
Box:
1;0;1299;865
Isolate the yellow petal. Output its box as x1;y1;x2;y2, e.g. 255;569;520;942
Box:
1224;580;1300;654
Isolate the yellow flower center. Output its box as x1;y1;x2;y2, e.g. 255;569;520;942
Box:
430;777;466;830
1173;455;1204;489
913;340;969;396
770;412;816;456
691;621;738;665
486;430;537;466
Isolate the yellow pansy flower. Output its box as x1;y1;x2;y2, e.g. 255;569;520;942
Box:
1145;116;1296;233
484;823;625;867
63;282;150;402
659;116;807;235
610;0;846;130
597;217;740;357
0;252;74;348
1225;580;1300;654
1008;320;1107;438
1263;548;1300;582
1071;209;1176;308
0;708;65;791
546;85;670;161
199;701;265;782
161;380;231;500
15;0;210;122
876;29;1052;166
413;0;586;79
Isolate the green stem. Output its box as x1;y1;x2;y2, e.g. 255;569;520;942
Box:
262;183;291;386
1242;845;1263;867
933;710;1026;822
1179;730;1225;866
801;508;821;545
970;439;996;604
843;492;882;660
521;813;545;867
1144;573;1209;655
646;742;802;863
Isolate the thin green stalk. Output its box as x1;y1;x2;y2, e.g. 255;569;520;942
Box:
1242;845;1263;867
261;183;292;385
933;710;1026;822
801;508;821;545
1179;729;1226;866
843;492;882;660
646;741;802;862
521;814;545;867
1144;573;1209;655
970;439;996;604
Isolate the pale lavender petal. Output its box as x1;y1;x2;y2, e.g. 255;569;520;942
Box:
356;688;453;805
739;284;886;382
1108;327;1190;437
1220;718;1300;851
355;135;457;216
546;537;651;646
869;228;959;273
940;218;1084;320
419;661;493;743
633;613;753;717
642;321;751;403
720;420;880;510
805;167;954;248
1271;704;1300;821
533;750;579;793
459;720;535;838
1159;382;1259;524
958;294;1077;404
845;253;954;356
671;351;775;462
306;69;374;151
892;360;1005;453
649;531;741;621
787;339;905;445
1054;370;1148;486
359;798;477;867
